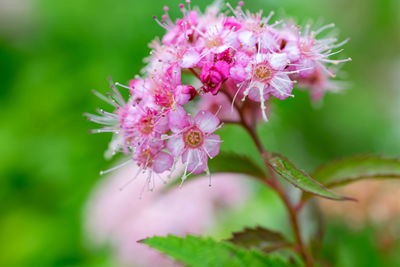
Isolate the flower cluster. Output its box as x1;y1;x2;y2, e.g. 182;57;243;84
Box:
86;0;350;184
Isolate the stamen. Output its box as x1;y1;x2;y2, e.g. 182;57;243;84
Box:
92;90;114;105
315;23;335;35
226;3;237;16
115;82;131;90
231;82;245;112
181;150;192;185
206;168;212;187
186;0;191;11
89;128;118;134
320;58;352;64
331;38;350;49
264;11;274;24
323;49;344;57
119;168;142;191
259;86;268;121
100;160;131;176
153;16;168;30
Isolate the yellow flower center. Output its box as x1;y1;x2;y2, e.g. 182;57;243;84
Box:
184;127;204;148
254;64;272;81
206;37;222;48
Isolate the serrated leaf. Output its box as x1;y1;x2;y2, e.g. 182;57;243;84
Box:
312;155;400;188
227;226;291;252
268;153;354;201
140;235;299;267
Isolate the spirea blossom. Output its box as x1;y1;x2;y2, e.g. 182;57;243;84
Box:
84;163;248;267
86;0;350;188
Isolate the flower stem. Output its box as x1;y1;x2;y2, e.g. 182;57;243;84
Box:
188;68;200;80
217;86;313;265
268;177;313;267
224;96;313;266
247;126;313;266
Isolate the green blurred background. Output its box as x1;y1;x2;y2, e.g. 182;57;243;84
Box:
1;0;400;266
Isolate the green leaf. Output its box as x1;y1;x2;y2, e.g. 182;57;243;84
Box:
312;155;400;188
268;153;354;201
207;152;267;178
140;235;299;267
166;152;267;189
227;226;291;252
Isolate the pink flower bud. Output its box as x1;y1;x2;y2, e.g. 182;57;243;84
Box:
200;61;230;95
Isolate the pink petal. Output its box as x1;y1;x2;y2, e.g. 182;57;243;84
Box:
167;135;185;157
183;149;207;175
285;42;300;62
168;106;189;132
203;134;221;158
235;51;251;66
214;61;230;79
195;110;220;134
230;65;247;82
181;49;200;68
270;73;293;100
152;152;173;173
154;116;169;134
248;82;269;102
175;85;192;105
298;58;315;77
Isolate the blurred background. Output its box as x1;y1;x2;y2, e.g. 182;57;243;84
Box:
1;0;400;266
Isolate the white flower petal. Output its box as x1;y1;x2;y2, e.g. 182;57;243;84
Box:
268;53;288;70
238;31;256;47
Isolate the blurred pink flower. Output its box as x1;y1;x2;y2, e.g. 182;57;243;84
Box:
84;163;248;267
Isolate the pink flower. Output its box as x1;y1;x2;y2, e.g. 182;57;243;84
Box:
295;66;344;100
240;52;293;120
200;61;230;95
84;163;248;267
167;110;221;177
119;104;168;150
216;48;235;64
149;65;196;109
155;6;199;46
291;23;351;78
133;141;173;174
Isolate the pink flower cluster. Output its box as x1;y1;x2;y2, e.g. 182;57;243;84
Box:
86;1;350;184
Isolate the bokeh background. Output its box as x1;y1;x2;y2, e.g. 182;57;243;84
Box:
1;0;400;266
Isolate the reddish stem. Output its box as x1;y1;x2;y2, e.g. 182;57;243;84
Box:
188;67;200;80
221;88;313;267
